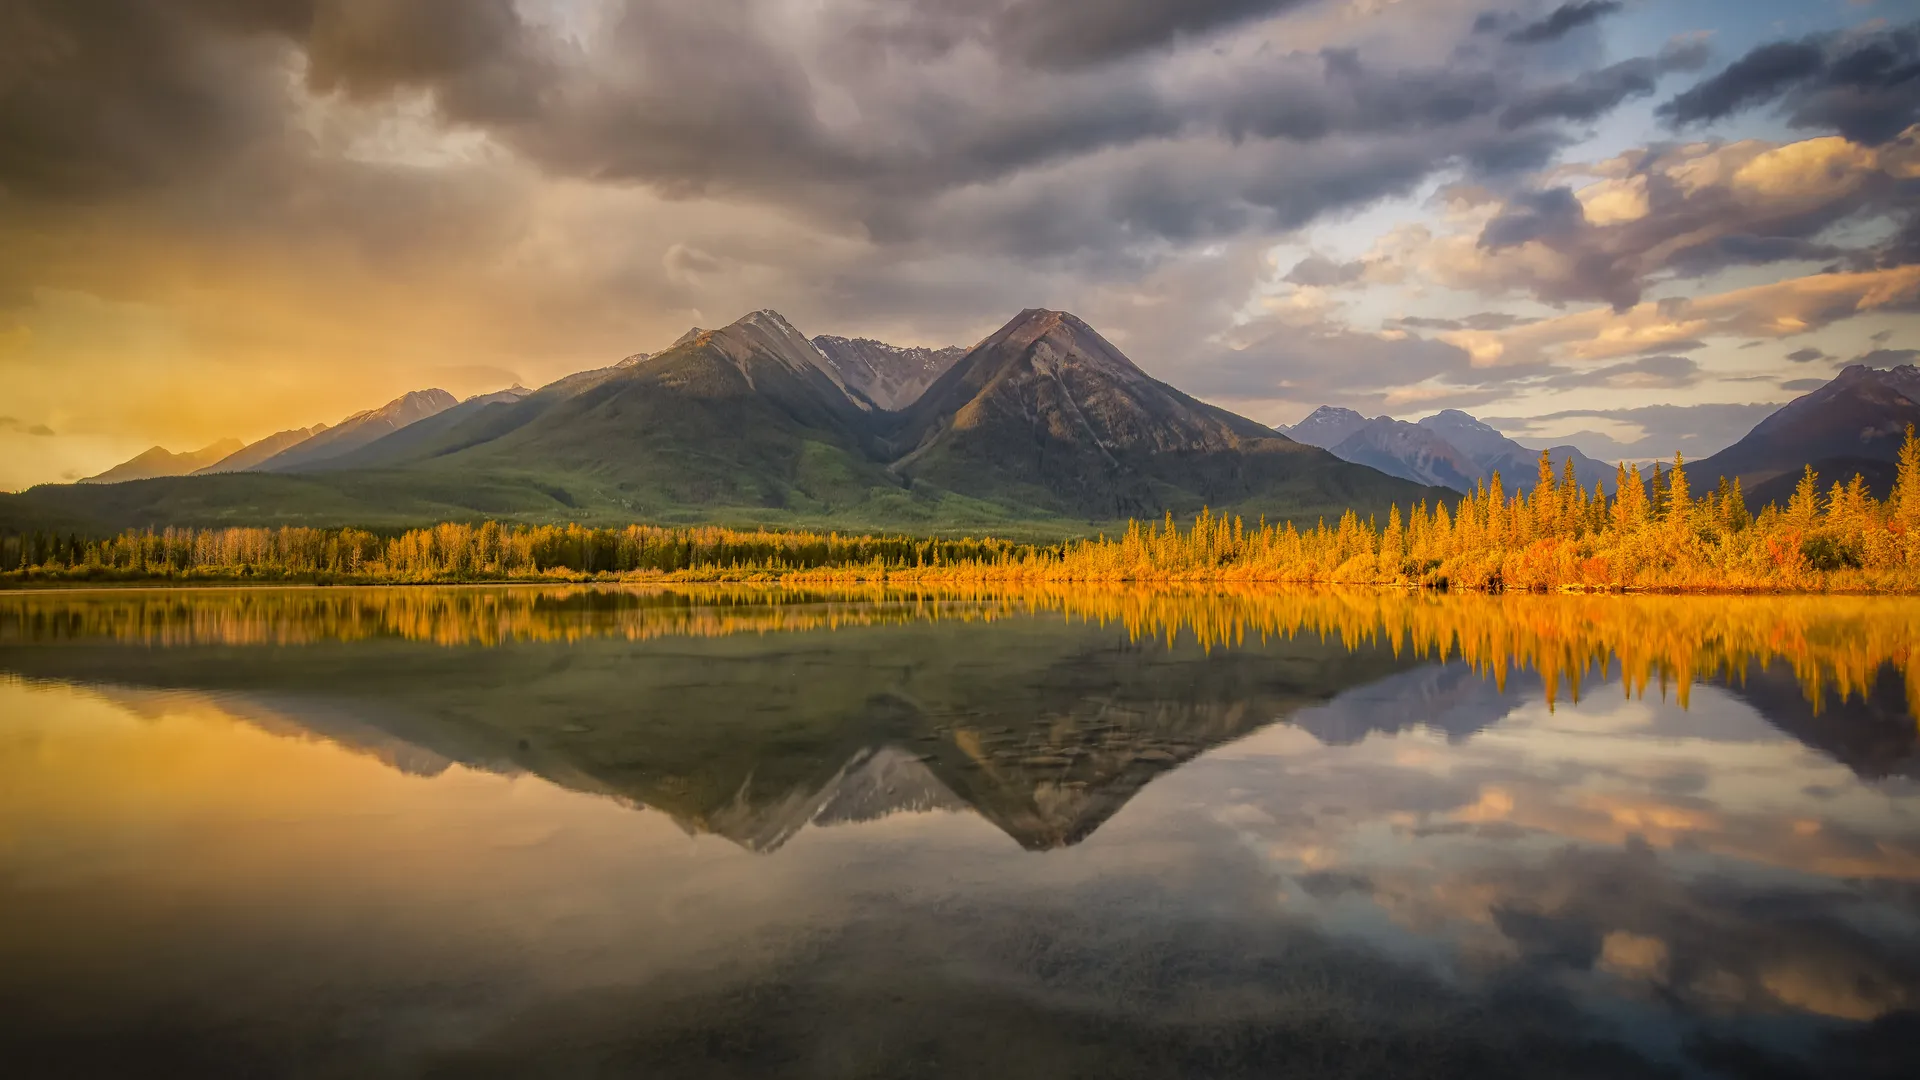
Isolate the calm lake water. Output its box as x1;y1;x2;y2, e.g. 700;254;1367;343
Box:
1;586;1917;1078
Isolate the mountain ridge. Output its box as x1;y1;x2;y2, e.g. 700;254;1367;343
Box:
257;389;460;473
1285;406;1615;494
1694;364;1920;502
3;309;1455;531
82;439;245;484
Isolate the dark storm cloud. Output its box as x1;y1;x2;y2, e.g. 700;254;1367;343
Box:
1505;2;1623;46
1480;187;1586;249
1500;44;1710;129
0;1;307;197
1786;347;1830;364
989;0;1316;69
0;0;1728;271
1660;22;1920;145
1667;234;1848;277
1284;254;1365;287
303;0;554;120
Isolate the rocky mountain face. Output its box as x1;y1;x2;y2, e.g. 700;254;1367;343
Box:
257;389;459;473
1694;364;1920;503
378;308;897;512
1416;410;1615;493
1330;418;1479;490
194;425;330;475
82;439;245;484
1284;406;1370;452
1286;406;1615;494
811;335;967;411
889;309;1435;519
318;388;532;472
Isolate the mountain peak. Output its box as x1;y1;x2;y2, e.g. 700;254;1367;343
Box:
967;307;1151;388
698;309;857;398
1284;406;1371;450
81;438;247;484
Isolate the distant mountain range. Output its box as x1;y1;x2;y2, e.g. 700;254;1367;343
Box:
81;439;244;484
10;309;1446;532
1282;407;1617;494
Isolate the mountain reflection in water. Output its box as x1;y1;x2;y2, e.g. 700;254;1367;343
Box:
1;586;1917;1078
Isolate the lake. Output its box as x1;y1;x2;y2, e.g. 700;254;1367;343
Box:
2;586;1917;1078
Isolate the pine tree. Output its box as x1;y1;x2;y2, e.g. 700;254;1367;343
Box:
1787;465;1822;531
1667;454;1692;536
1892;424;1920;533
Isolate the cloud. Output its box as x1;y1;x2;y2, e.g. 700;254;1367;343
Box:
1440;265;1920;366
0;417;56;436
1388;312;1540;332
1780;378;1827;391
988;0;1315;70
1856;347;1920;367
1500;44;1711;130
1786;347;1830;363
1505;1;1623;46
1178;320;1506;415
1379;130;1920;310
1486;402;1783;461
1660;22;1920;146
1284;254;1365;287
1538;354;1700;390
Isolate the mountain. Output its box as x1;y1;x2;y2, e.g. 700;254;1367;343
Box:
1286;406;1614;494
1693;364;1920;504
1417;410;1616;493
0;308;1448;532
811;335;967;410
309;388;532;472
255;389;459;473
889;310;1442;520
1283;406;1371;451
194;425;329;474
82;439;245;484
1330;418;1478;490
361;310;900;513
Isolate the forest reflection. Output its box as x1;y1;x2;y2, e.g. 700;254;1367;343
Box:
5;585;1917;719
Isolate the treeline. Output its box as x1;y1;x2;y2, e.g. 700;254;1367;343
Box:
0;522;1037;584
993;427;1920;591
6;429;1920;592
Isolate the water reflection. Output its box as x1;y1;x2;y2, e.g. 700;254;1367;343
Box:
1;586;1917;1077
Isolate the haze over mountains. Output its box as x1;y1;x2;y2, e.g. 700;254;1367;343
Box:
79;439;244;484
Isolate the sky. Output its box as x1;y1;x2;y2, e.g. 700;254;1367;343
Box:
0;0;1916;489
